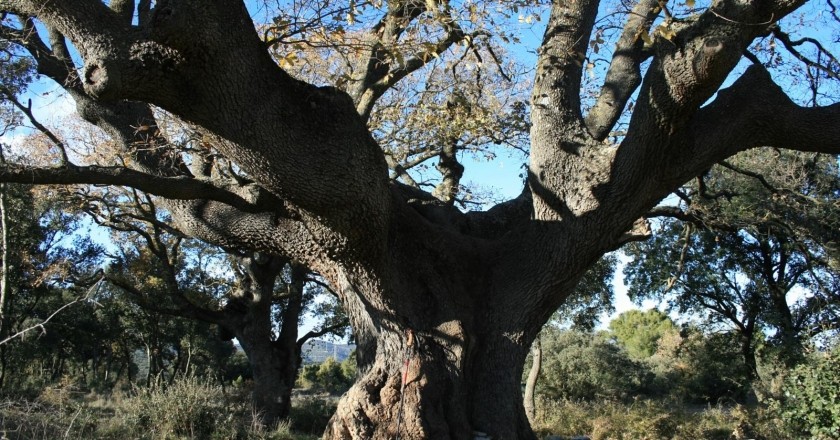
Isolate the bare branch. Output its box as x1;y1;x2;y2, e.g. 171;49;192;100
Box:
352;6;472;120
296;319;351;352
0;86;70;164
771;26;840;81
0;278;104;346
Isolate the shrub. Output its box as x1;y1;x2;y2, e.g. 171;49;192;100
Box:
0;398;100;440
296;357;354;394
112;373;237;439
289;396;337;435
646;329;751;403
776;348;840;439
533;398;746;440
538;329;652;401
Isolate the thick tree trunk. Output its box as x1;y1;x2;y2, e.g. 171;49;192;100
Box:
236;331;295;426
321;206;567;440
325;317;536;440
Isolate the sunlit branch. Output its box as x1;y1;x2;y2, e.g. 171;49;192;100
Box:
586;0;659;140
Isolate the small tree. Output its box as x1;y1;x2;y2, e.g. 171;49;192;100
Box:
625;150;840;383
608;309;679;360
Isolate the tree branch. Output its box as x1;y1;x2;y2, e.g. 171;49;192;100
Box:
0;278;105;346
350;0;471;120
296;319;351;352
0;86;70;164
0;164;264;213
585;0;660;140
105;274;226;326
531;0;600;133
686;65;840;173
771;26;840;81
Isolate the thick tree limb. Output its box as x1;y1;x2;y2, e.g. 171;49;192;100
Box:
9;1;396;261
1;16;342;268
585;0;659;141
531;0;600;132
527;0;602;223
685;65;840;175
595;0;818;241
2;0;185;102
0;164;264;213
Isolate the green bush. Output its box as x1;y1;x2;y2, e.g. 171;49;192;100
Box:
533;398;769;440
537;329;652;401
777;348;840;439
296;357;354;394
644;329;751;403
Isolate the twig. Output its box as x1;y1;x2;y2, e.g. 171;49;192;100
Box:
709;9;774;26
771;27;840;82
0;277;103;346
0;86;71;165
0;298;80;345
63;407;83;439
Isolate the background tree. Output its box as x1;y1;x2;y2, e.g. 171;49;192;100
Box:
536;327;651;402
626;148;840;383
80;184;349;424
0;0;839;438
608;309;678;360
0;181;103;387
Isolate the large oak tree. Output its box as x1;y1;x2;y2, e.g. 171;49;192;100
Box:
1;0;839;438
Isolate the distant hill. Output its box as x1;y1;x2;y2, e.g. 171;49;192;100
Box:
301;339;355;364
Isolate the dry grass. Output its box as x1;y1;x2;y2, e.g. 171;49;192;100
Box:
533;398;789;440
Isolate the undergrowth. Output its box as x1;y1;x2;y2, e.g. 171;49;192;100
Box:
0;375;799;440
532;397;790;440
0;374;322;440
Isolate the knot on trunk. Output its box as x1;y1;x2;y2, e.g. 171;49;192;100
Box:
84;61;121;100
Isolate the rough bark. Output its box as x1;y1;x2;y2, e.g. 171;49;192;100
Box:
2;0;839;439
